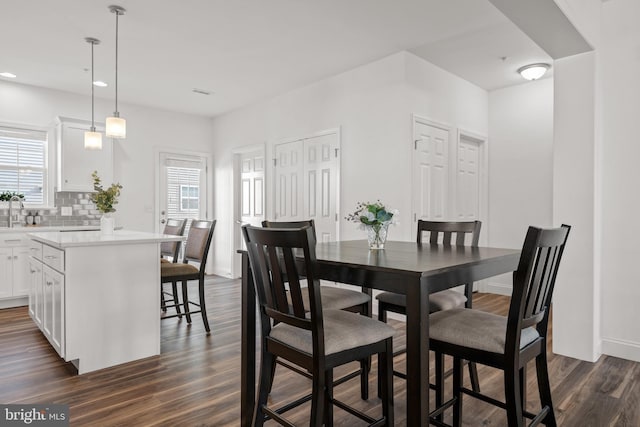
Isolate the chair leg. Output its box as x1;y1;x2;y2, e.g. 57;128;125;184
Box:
252;350;275;427
468;360;481;392
198;277;211;333
360;358;369;400
310;366;326;427
324;368;334;427
520;366;527;414
160;284;166;312
452;356;464;427
181;280;192;324
536;351;558;427
377;304;388;399
504;362;524;427
435;351;445;422
380;338;394;426
172;281;182;318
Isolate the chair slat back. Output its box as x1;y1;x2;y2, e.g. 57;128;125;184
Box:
183;220;216;274
417;220;481;246
262;219;317;240
161;218;187;260
506;225;570;350
243;225;322;334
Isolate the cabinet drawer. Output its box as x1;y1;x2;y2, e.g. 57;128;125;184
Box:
29;241;43;261
42;245;64;272
2;234;27;247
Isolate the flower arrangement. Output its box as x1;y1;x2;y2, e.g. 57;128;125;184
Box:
0;191;24;202
90;171;123;214
346;200;398;249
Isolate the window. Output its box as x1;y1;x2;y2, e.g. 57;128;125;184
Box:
0;125;48;206
180;184;200;211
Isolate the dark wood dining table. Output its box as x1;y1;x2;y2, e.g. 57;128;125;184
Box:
240;240;520;426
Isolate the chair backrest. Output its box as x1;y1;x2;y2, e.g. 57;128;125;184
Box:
262;219;317;240
506;224;571;352
161;218;187;260
183;220;216;274
417;220;481;246
242;225;325;353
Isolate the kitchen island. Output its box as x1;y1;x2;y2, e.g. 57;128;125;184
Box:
28;230;183;374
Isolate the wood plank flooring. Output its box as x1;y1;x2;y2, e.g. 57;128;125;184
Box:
0;276;638;426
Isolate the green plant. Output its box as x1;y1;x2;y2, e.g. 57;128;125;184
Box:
90;171;123;214
0;191;25;202
345;200;397;227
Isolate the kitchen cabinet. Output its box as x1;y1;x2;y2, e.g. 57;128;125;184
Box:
28;256;43;326
56;117;113;192
0;236;30;301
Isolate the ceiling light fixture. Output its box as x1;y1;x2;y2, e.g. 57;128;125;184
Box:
93;80;108;87
105;5;126;139
0;72;17;79
84;37;103;150
517;63;550;81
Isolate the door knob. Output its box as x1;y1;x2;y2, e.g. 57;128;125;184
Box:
160;219;166;224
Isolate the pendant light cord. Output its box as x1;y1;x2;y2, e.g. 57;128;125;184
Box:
114;11;119;114
91;40;95;131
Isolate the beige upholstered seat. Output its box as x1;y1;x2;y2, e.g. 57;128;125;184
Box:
376;289;467;313
298;286;371;312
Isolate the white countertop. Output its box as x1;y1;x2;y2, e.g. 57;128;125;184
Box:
28;229;184;248
0;225;107;234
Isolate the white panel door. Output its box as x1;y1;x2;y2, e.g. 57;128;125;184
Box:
0;247;12;299
303;133;339;242
412;121;449;221
456;136;481;220
274;140;304;222
240;151;265;226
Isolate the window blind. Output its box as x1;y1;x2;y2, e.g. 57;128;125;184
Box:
0;125;47;205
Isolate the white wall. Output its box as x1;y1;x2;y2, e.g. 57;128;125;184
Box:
210;51;489;278
599;0;640;362
0;81;214;233
487;78;554;294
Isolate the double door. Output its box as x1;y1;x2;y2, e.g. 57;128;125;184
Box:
0;245;29;300
273;132;339;242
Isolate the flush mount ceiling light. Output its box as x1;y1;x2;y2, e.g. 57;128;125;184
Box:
84;37;103;150
0;72;17;78
93;80;108;87
105;5;126;139
517;63;550;81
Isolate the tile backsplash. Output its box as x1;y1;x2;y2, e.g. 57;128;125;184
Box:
0;192;101;227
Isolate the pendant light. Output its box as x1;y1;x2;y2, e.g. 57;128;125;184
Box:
84;37;103;150
105;5;126;139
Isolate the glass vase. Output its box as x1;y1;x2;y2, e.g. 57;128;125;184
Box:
365;222;389;250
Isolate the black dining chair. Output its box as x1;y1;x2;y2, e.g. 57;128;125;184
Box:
160;218;187;315
262;219;374;399
242;224;394;426
376;220;482;394
429;224;570;427
161;220;216;334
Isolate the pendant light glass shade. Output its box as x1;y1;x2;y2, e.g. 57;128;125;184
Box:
106;5;126;139
84;130;103;150
84;37;103;150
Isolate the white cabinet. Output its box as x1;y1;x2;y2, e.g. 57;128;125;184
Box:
0;236;30;301
42;265;65;357
56;117;113;192
28;257;43;326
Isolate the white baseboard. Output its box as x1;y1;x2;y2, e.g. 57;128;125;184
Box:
479;281;512;296
0;296;28;309
602;337;640;363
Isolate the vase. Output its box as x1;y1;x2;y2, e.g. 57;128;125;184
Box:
365;222;389;250
100;213;115;235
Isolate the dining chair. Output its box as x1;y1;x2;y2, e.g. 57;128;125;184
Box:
161;219;216;334
376;220;482;393
160;218;187;315
242;224;394;426
262;219;373;399
429;224;570;427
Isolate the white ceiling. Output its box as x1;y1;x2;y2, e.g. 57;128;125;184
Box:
0;0;553;118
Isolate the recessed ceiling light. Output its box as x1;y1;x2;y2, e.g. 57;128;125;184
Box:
192;88;212;95
93;81;108;87
0;72;17;78
517;63;550;81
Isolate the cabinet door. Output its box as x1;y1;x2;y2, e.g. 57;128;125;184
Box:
28;258;43;326
0;247;12;299
57;118;112;192
12;247;30;296
43;265;64;357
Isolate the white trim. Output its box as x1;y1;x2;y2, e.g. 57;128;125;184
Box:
601;337;640;363
481;280;513;296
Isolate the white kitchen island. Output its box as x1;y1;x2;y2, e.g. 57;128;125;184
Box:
28;230;183;374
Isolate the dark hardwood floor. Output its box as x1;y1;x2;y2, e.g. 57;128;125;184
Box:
0;276;638;426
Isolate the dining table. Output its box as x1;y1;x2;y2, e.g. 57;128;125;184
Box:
240;240;521;426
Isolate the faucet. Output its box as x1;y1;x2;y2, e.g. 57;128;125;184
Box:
8;195;23;228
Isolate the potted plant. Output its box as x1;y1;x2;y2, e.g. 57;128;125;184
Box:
346;200;398;249
90;171;123;234
0;191;25;209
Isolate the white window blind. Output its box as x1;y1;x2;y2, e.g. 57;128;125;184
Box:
0;126;47;205
164;156;205;234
